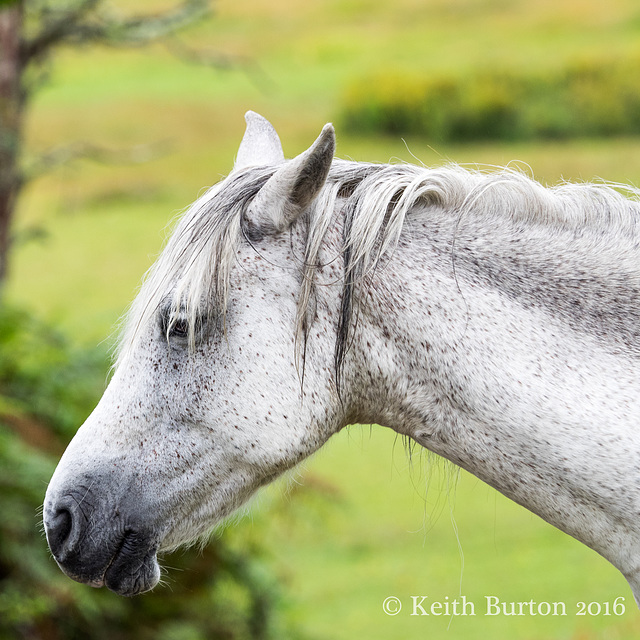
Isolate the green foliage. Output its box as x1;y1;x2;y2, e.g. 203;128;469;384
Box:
0;304;295;640
339;55;640;142
0;305;107;443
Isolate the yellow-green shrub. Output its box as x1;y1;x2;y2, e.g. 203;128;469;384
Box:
339;55;640;141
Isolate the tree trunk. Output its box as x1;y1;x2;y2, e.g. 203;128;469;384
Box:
0;1;24;287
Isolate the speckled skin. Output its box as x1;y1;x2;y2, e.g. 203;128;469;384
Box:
44;113;640;602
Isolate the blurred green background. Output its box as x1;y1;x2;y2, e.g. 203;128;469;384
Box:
3;0;640;638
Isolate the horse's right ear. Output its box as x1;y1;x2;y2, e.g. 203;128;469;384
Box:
244;123;335;238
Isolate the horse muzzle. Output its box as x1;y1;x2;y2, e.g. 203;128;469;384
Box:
43;487;161;597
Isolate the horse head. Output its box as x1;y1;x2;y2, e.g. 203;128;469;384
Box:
43;113;347;596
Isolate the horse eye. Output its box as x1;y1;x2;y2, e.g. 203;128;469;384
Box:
169;318;189;339
158;306;203;343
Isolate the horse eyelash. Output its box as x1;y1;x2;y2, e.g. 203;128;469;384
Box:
158;307;191;341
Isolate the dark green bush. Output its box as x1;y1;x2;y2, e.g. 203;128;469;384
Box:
339;55;640;142
0;305;294;640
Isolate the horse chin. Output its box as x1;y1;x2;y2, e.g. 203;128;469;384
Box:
102;542;161;597
54;531;161;597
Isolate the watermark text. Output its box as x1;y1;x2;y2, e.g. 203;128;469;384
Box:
382;595;626;617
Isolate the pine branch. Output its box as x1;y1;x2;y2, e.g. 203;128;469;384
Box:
165;39;277;94
21;0;100;61
23;139;172;183
22;0;210;63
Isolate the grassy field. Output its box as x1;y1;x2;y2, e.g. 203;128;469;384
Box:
8;0;640;637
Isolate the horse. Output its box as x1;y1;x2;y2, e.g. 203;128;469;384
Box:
44;112;640;602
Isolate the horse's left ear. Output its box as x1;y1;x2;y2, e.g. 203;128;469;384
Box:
235;111;285;170
244;123;335;236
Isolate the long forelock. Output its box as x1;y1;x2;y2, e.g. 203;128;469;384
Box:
116;166;275;365
116;157;640;373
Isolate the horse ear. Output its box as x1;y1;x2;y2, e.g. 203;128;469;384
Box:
244;123;335;236
234;111;285;170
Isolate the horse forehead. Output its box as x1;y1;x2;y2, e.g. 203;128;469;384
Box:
233;231;301;280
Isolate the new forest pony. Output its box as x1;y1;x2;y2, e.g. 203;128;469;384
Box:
44;112;640;601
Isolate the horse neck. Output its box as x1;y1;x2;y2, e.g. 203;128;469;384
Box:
343;201;640;595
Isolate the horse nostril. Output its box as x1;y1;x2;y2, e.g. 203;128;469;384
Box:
46;507;74;559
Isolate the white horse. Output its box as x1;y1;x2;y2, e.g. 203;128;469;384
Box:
44;112;640;601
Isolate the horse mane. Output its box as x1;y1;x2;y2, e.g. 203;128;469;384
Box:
116;158;640;372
